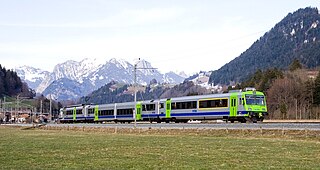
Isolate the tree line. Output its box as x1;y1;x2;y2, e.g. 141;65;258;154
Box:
0;64;35;98
232;59;320;119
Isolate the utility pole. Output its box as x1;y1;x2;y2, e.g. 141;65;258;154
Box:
16;94;20;123
40;100;43;115
133;58;157;128
3;97;5;121
49;95;52;122
134;63;137;128
3;97;5;112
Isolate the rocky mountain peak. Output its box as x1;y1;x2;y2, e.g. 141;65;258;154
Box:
16;58;185;100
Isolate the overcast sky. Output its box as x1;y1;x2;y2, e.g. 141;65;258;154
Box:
0;0;319;74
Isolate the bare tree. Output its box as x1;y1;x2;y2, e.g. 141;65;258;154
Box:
267;70;313;119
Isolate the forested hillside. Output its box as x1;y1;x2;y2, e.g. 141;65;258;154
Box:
79;81;211;104
227;59;320;119
0;64;34;98
209;7;320;84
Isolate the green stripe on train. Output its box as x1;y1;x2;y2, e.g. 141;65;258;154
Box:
94;105;99;121
166;99;171;118
73;107;76;121
136;102;142;120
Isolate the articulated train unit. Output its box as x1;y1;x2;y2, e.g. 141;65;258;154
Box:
59;88;268;123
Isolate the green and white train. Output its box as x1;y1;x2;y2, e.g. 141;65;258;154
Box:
59;88;268;123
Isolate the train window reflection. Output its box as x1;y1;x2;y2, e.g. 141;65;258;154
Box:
199;99;228;109
245;95;265;105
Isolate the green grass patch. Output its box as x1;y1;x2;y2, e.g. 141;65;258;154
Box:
0;126;319;169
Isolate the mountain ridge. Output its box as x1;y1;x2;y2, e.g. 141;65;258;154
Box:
15;58;185;100
209;7;320;84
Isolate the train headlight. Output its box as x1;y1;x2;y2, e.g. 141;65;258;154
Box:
248;108;252;111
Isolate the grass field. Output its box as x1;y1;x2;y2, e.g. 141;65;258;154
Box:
0;126;319;169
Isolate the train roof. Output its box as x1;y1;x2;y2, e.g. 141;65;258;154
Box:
157;90;264;102
63;90;265;108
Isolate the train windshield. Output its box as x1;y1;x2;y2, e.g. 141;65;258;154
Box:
245;95;265;105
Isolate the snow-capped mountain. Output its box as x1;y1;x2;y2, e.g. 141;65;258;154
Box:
53;58;101;83
184;71;223;94
14;66;50;90
88;58;183;89
16;58;185;100
36;58;102;94
177;71;189;78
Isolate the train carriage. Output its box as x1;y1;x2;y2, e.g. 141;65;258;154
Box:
59;104;87;123
114;102;135;123
59;88;268;123
160;88;267;123
87;103;115;123
140;100;161;122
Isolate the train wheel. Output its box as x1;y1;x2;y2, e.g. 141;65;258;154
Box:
171;118;176;123
252;117;258;123
260;117;264;122
240;118;246;123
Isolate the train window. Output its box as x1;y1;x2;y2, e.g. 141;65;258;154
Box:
76;110;82;115
99;110;114;116
88;109;94;115
107;110;114;115
66;110;73;115
239;98;245;105
171;103;176;110
192;101;197;108
160;103;164;109
99;110;105;116
176;102;182;109
117;109;133;115
142;104;156;111
172;101;197;110
199;99;228;109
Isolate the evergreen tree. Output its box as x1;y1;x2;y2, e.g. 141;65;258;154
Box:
0;64;33;98
209;7;320;84
241;68;283;92
0;65;4;95
289;59;302;71
313;71;320;105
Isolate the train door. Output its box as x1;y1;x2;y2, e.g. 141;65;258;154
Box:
166;99;171;118
114;104;117;120
94;105;99;121
136;102;142;120
73;107;76;121
157;101;160;115
230;94;237;117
